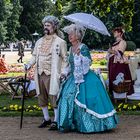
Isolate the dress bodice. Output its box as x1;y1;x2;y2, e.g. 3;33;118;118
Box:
112;40;126;53
68;44;91;74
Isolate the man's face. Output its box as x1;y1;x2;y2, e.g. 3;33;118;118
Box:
43;22;54;35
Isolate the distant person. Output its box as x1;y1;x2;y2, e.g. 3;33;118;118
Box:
17;41;24;63
107;27;134;95
9;42;14;52
31;40;35;54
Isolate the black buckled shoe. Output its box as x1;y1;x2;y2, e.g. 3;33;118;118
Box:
38;119;51;128
48;122;58;130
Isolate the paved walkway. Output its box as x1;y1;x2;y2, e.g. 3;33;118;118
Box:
1;50;32;64
0;115;140;140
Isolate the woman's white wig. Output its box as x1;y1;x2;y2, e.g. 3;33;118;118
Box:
63;24;86;41
42;15;59;30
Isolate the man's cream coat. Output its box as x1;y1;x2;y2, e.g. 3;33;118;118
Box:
28;34;68;96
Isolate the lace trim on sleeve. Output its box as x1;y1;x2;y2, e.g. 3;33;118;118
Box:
73;54;91;84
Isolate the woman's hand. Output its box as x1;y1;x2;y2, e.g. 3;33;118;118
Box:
60;73;66;82
108;48;115;54
75;48;80;55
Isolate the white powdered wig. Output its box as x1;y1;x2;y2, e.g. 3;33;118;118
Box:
42;15;59;29
42;15;65;39
63;24;86;41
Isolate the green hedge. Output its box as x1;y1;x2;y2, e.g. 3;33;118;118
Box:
126;41;136;51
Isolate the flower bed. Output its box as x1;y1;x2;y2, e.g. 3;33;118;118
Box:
91;52;106;61
27;66;35;80
7;64;24;73
91;51;134;64
0;57;8;74
116;102;140;112
0;64;35;80
91;51;134;61
0;104;52;112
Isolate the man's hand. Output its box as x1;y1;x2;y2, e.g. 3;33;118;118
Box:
24;64;30;72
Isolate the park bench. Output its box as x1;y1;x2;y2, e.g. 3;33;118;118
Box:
0;77;13;95
0;77;36;99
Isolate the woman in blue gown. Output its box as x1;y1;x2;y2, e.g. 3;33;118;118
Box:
58;24;118;133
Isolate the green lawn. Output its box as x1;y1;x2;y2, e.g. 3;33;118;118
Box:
1;64;140;116
0;94;38;107
0;94;45;116
102;73;107;80
91;63;107;68
1;93;140;116
0;72;24;78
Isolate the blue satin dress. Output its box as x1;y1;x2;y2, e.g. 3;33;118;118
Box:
58;44;118;133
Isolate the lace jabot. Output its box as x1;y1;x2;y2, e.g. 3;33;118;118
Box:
39;35;56;54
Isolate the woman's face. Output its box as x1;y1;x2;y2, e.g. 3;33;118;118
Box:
113;31;121;38
68;31;78;43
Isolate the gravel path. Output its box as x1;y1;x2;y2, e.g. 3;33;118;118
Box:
0;115;140;140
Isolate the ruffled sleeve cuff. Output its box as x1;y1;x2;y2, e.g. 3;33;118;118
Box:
81;54;91;74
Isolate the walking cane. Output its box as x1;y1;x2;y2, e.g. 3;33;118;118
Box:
20;67;27;129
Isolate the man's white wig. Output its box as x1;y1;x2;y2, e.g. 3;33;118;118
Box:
63;24;86;41
42;15;59;29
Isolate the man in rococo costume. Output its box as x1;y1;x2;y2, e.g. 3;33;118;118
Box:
25;15;68;130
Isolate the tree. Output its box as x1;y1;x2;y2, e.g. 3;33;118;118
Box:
0;0;12;43
59;0;134;49
132;0;140;48
18;0;54;40
6;0;22;42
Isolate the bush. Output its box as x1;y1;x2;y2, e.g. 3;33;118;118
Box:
126;41;136;51
100;59;107;65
